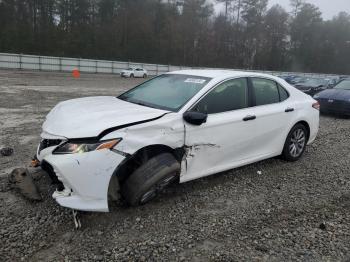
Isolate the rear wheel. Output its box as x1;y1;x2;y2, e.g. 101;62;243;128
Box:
282;123;308;162
143;74;147;78
121;153;180;206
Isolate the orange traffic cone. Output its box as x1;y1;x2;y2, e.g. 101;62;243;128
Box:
72;68;80;78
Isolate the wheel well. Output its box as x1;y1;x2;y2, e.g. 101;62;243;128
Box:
296;121;310;142
114;144;185;184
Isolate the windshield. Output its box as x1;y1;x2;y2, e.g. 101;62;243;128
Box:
118;74;211;112
334;80;350;90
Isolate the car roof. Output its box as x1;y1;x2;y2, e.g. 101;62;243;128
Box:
167;69;279;81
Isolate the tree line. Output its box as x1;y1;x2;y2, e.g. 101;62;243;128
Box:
0;0;349;74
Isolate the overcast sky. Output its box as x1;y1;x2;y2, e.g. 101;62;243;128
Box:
214;0;350;20
268;0;350;20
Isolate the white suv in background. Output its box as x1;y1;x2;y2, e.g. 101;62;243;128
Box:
120;67;148;78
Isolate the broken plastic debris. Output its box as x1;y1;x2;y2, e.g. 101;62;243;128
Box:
8;168;42;201
72;210;82;229
0;147;14;157
31;158;40;168
52;188;71;199
319;222;326;230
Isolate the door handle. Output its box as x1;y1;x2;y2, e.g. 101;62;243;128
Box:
243;115;256;121
285;108;294;112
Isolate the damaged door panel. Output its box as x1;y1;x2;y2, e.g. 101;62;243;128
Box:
181;108;257;182
181;77;259;182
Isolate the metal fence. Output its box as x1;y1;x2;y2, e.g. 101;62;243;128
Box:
0;53;193;76
0;52;343;78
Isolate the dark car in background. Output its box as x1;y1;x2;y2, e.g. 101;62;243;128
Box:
294;78;330;96
279;75;309;85
279;75;298;84
289;76;309;85
314;79;350;117
324;77;341;88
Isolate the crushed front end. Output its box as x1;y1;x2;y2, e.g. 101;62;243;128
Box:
36;132;126;212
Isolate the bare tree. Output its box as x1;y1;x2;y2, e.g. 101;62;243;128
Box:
290;0;305;17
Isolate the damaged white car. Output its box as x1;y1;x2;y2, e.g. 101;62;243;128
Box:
36;70;319;212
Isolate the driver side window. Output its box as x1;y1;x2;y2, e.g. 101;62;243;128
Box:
192;78;248;114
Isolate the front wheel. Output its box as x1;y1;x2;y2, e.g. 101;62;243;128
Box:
130;73;134;78
143;74;147;78
282;123;308;162
121;153;180;206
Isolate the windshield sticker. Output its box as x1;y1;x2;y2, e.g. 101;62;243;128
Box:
184;78;207;84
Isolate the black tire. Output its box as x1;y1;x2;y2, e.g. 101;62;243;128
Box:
281;123;308;162
130;73;134;78
121;153;180;206
143;74;147;78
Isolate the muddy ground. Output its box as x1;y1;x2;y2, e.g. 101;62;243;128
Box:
0;69;350;261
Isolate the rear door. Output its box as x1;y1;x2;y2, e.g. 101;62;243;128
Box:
182;77;258;182
248;77;295;157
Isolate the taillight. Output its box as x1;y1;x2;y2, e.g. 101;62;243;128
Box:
312;101;320;110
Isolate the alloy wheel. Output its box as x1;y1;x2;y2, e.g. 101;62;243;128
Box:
289;128;306;157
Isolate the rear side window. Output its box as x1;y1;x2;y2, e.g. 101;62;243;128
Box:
193;78;248;114
251;78;280;106
278;84;289;101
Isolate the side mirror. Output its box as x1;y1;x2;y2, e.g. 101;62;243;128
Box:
183;111;207;126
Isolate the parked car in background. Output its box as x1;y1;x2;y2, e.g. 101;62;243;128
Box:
314;79;350;116
278;75;308;85
121;67;148;78
278;75;297;83
35;70;319;212
289;76;310;85
324;77;341;89
339;76;350;81
294;78;330;96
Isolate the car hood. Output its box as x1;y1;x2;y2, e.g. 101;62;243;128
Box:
42;96;169;139
315;89;350;100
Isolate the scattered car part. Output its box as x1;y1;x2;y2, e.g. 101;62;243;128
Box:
72;210;82;229
31;156;40;167
0;147;14;157
8;168;42;201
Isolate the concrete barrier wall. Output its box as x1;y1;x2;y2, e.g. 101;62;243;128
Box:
0;52;342;78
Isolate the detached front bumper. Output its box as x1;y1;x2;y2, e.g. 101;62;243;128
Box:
37;143;125;212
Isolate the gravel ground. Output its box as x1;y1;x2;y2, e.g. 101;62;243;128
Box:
0;70;350;261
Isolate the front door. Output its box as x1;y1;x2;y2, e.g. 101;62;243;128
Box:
181;77;258;182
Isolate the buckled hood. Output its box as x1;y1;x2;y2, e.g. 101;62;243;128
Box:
42;96;168;139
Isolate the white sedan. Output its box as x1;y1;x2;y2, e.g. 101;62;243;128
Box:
120;67;148;78
36;70;319;212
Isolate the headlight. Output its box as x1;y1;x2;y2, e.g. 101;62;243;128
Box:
53;139;121;154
